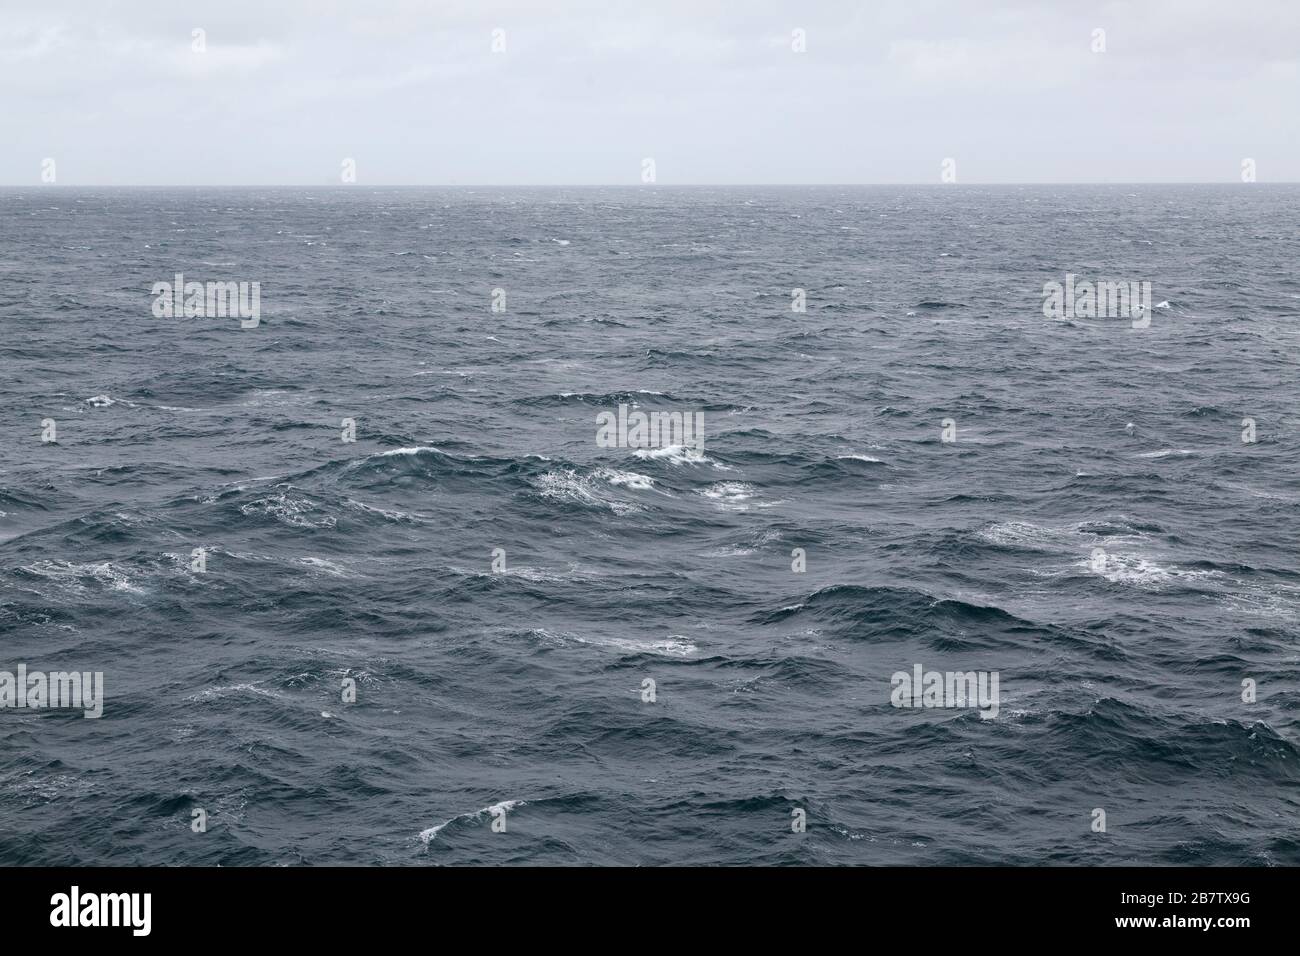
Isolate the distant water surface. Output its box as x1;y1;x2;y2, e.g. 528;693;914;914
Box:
1;185;1298;864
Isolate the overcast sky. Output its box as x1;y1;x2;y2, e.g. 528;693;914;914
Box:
2;0;1297;185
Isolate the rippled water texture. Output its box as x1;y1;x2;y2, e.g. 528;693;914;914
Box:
1;185;1298;864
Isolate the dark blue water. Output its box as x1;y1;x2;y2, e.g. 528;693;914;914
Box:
2;185;1298;865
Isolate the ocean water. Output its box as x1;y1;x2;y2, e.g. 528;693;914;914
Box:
1;185;1298;865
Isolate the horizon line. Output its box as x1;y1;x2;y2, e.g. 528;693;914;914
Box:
1;181;1295;189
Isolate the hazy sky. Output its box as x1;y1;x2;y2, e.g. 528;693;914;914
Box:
2;0;1297;184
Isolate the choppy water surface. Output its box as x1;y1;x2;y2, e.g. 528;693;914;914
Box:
1;185;1298;864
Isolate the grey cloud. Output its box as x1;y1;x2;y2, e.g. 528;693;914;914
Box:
1;0;1296;184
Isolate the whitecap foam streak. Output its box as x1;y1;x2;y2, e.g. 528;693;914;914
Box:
239;390;302;408
536;471;602;507
557;389;664;398
1081;552;1219;590
535;470;644;515
502;566;570;583
354;445;483;467
595;468;656;491
1220;482;1298;503
1134;449;1196;459
701;544;756;556
298;556;351;577
980;520;1187;587
982;520;1170;564
979;520;1111;551
86;394;134;408
240;493;336;529
205;475;288;499
455;564;586;583
1221;581;1300;620
701;529;782;556
20;560;145;594
698;481;757;511
419;799;527;844
344;498;425;522
633;444;729;470
184;682;287;703
569;634;699;657
376;446;443;457
176;546;270;564
836;454;883;462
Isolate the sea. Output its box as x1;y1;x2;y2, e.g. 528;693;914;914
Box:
1;184;1298;865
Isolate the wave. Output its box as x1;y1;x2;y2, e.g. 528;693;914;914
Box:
752;583;1051;648
375;445;444;457
567;633;699;657
85;394;133;408
697;481;761;511
1078;551;1220;590
598;468;657;491
633;444;729;469
16;559;147;595
238;490;338;529
419;799;527;844
1134;448;1197;459
533;469;646;515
